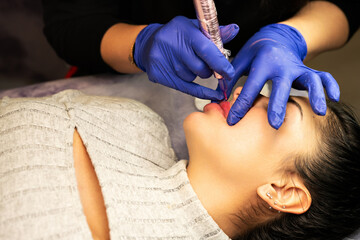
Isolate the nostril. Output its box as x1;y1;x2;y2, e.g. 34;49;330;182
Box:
233;86;243;96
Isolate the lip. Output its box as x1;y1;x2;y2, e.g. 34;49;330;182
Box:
203;101;231;119
220;101;231;118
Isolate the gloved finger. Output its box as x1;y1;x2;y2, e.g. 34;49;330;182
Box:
297;72;327;115
183;54;213;79
219;24;239;44
267;77;292;129
174;62;197;82
149;66;223;100
214;71;239;101
190;19;239;45
215;49;253;100
177;80;224;100
318;71;340;102
186;19;233;78
227;58;269;125
191;34;235;80
179;19;216;79
190;19;200;28
230;48;252;82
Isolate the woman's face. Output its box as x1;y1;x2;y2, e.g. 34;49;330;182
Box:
184;87;323;191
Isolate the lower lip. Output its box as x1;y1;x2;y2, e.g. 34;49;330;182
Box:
220;101;230;118
203;101;230;118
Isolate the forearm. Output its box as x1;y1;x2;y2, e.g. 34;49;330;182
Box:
100;23;147;73
280;1;349;60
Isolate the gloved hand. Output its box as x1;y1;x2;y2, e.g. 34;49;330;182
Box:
222;23;340;129
134;16;239;101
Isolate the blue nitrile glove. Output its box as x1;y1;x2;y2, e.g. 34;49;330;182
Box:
134;16;239;101
222;23;340;129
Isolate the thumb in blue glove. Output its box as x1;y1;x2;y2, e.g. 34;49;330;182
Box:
222;23;339;129
134;16;239;101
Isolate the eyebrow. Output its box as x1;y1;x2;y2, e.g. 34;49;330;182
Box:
288;97;303;120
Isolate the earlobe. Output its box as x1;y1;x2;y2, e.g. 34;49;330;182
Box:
257;175;312;215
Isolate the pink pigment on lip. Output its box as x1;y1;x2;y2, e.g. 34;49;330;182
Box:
203;101;230;119
220;101;230;118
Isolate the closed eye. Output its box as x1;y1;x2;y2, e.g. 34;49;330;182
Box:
281;97;304;123
263;97;303;122
287;97;303;120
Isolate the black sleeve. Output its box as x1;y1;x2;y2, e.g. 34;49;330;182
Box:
325;0;360;40
42;0;126;74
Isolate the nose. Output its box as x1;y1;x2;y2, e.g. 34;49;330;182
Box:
229;86;243;106
230;86;269;108
233;86;242;97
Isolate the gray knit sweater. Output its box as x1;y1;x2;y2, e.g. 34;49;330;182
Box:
0;90;230;240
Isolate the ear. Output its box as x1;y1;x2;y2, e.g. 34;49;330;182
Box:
257;174;312;214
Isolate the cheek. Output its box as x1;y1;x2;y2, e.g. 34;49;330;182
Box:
231;108;275;144
184;107;280;162
220;126;273;165
219;109;276;160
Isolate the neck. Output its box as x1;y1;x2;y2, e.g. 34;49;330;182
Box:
186;155;274;238
186;157;242;238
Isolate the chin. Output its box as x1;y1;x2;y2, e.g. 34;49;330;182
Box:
183;112;212;155
183;112;203;136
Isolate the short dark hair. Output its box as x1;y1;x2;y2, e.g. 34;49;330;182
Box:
237;101;360;240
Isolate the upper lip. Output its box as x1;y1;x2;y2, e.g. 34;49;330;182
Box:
203;101;231;119
220;101;230;119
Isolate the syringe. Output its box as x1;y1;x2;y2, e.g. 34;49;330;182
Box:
193;0;230;100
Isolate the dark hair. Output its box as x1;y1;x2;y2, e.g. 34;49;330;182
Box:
237;101;360;240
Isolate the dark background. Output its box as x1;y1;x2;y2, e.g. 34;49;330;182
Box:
0;0;359;117
0;0;68;88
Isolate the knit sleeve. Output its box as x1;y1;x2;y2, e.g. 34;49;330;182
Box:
325;0;360;40
42;0;126;74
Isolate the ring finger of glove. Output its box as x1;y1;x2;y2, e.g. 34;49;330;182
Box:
267;76;292;129
297;72;327;116
182;52;213;79
173;60;197;82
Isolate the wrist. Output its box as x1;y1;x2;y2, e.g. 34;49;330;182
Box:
134;23;163;72
128;38;137;67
